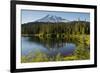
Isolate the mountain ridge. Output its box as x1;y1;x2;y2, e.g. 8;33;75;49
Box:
35;14;69;23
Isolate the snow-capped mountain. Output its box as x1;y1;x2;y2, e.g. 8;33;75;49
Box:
35;14;69;23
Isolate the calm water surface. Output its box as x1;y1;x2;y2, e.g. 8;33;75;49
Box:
21;37;76;57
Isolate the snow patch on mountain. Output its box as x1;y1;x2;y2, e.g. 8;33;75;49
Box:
35;14;69;23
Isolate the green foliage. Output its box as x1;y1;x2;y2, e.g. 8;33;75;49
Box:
74;44;90;60
63;56;77;60
55;53;63;61
21;21;90;63
21;56;28;63
21;21;90;36
21;35;90;63
32;51;49;62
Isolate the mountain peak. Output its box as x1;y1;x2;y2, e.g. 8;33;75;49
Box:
35;14;69;23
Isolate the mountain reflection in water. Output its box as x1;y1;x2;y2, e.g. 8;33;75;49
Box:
21;36;76;57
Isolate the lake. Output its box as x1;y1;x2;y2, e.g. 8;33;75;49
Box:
21;37;76;57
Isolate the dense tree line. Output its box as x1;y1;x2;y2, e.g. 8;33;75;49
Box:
21;21;90;35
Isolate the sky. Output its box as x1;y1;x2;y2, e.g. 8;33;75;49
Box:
21;10;90;24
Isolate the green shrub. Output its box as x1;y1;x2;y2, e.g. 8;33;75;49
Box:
74;44;90;60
